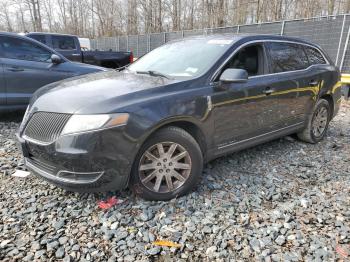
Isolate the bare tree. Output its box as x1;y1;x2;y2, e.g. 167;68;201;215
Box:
0;0;348;37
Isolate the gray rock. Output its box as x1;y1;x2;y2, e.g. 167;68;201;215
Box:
59;236;69;245
206;246;217;257
55;247;65;259
47;241;59;251
250;238;261;252
53;219;65;230
275;235;286;246
147;246;161;255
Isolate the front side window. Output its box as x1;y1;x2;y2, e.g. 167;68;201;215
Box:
304;46;327;65
267;42;309;73
221;44;264;77
52;36;76;50
128;38;233;79
0;36;52;62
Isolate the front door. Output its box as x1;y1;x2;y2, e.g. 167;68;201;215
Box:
0;61;5;106
0;35;70;106
211;43;274;147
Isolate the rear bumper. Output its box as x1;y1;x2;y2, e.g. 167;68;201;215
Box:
17;126;139;192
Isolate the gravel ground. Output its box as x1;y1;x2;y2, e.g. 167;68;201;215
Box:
0;101;349;262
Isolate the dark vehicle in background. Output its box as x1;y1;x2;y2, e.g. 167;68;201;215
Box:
0;32;106;111
27;33;133;69
17;34;341;201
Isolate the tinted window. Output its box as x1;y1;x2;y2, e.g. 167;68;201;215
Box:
52;36;76;50
267;42;309;73
223;44;263;77
304;46;327;65
0;36;52;62
29;34;47;45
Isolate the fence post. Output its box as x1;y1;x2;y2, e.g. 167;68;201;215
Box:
118;36;120;51
280;21;285;35
163;32;166;44
335;14;347;66
126;36;129;51
236;25;240;33
147;34;151;52
182;30;184;38
136;35;139;57
340;23;350;71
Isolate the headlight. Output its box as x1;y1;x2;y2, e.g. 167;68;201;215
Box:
19;106;30;131
61;113;129;135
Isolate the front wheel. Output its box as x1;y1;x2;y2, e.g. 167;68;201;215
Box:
297;98;331;143
130;126;203;201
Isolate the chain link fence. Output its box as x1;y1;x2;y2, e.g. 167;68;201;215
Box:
91;14;350;73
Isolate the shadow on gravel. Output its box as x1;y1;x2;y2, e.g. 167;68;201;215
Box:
0;110;25;123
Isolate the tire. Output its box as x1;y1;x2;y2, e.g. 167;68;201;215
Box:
297;98;331;144
130;126;203;201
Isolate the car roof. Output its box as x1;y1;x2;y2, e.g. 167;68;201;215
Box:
174;33;320;49
0;31;25;37
26;32;78;37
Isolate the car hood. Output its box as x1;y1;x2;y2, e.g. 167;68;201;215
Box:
30;70;179;114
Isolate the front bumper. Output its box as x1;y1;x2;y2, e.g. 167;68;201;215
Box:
17;126;139;192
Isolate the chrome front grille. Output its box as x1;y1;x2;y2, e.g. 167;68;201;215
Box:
23;112;71;144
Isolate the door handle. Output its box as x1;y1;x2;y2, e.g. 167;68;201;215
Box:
309;80;319;87
7;67;24;72
263;87;275;95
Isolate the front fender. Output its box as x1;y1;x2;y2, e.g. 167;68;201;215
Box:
122;91;214;152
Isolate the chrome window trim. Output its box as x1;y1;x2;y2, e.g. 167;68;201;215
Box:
210;39;330;82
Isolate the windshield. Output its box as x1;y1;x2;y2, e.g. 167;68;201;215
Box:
128;38;233;79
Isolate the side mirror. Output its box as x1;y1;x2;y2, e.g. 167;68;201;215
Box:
51;54;62;64
219;68;248;83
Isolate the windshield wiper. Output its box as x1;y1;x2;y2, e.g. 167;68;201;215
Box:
136;70;172;79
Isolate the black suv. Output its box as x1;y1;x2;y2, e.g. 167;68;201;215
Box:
17;34;341;201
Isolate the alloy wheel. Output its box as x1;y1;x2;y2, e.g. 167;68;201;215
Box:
312;106;328;137
139;142;192;193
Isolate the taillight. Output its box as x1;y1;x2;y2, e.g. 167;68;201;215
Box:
129;52;134;64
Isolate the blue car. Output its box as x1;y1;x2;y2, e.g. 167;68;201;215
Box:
0;32;106;111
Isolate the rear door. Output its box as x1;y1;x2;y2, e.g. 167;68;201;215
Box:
51;35;81;62
263;41;315;126
0;35;69;105
302;45;333;113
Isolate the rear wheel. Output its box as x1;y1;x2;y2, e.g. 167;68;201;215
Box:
297;98;331;143
130;126;203;201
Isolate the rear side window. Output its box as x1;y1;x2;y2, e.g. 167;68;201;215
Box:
29;34;47;45
52;36;76;50
304;46;327;65
266;42;309;73
0;36;52;62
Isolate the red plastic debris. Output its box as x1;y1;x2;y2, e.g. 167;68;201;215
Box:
336;245;349;258
98;196;119;209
